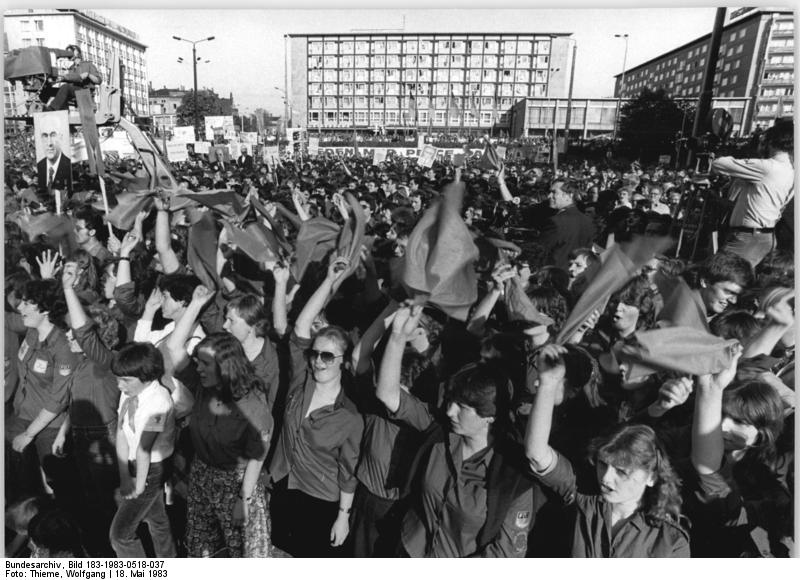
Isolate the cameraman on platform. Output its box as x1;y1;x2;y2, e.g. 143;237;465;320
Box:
710;120;794;267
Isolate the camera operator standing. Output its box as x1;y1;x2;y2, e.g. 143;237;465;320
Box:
710;120;794;267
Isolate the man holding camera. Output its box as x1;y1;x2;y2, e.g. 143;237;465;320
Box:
711;120;794;267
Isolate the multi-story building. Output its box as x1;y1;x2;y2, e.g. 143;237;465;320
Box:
148;85;190;136
285;32;573;134
510;96;751;139
4;8;149;116
613;8;793;134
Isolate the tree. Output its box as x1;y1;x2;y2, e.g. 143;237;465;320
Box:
175;89;227;128
618;88;695;162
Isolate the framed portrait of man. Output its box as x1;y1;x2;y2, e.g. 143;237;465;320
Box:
34;111;73;196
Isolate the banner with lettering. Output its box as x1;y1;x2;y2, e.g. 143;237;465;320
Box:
173;126;196;143
167;142;189;162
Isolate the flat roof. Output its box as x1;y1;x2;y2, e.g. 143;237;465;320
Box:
286;32;572;38
613;8;791;78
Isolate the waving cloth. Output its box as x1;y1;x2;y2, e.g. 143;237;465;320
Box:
222;221;280;264
102;192;153;230
402;181;479;321
479;140;502;171
249;196;294;255
292;192;366;284
178;190;248;221
187;211;220;290
617;327;740;380
654;272;710;333
555;234;673;345
504;275;555;327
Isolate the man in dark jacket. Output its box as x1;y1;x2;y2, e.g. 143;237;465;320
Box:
539;179;595;270
236;146;254;170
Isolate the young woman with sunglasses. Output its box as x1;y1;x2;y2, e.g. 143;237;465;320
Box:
268;256;364;557
167;285;273;557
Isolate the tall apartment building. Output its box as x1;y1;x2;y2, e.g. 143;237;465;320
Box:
613;8;793;134
4;9;149;116
286;32;573;133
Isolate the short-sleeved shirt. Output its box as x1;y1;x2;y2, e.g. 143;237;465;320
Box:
250;337;280;412
533;451;690;557
402;434;494;557
269;331;364;502
175;363;273;469
118;380;175;463
14;326;77;427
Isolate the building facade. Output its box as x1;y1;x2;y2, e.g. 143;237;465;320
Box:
613;8;793;134
286;32;573;133
4;9;149;116
148;85;190;136
510;96;751;139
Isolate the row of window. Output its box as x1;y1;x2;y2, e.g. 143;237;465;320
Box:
763;70;794;82
17;19;45;32
309;68;551;85
768;54;794;65
761;87;794;97
308;83;547;100
307;110;509;126
757;102;794;115
307;38;551;56
308;54;550;70
308;95;516;109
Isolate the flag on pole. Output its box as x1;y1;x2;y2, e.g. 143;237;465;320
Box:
479;138;501;171
407;87;418;125
470;90;479;119
447;87;459;118
352;128;360;158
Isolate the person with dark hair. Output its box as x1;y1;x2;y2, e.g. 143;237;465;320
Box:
690;360;790;556
269;256;364;557
167;286;273;557
109;342;177;557
711;120;794;267
525;345;689;557
538;179;595;270
73;205;111;263
27;508;87;557
709;309;761;343
394;337;540;557
5;280;76;505
45;44;103;112
60;262;122;555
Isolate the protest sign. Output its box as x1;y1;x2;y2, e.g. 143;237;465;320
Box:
417;145;438;168
173;126;196;143
308;137;320;156
373;148;387;165
194;141;211;155
167;141;189;162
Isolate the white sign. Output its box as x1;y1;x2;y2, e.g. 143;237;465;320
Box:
308;137;320;156
262;145;280;165
417;145;438;168
372;149;387;165
193;141;211;155
496;146;507;161
167;142;189;162
172;126;196;143
205;116;235;140
240;132;259;144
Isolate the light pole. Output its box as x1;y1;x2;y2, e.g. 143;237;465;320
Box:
173;35;215;140
612;33;629;140
563;39;578;154
274;86;292;138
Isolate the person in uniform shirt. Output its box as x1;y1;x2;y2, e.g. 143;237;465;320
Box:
6;279;77;505
525;345;690;557
61;261;122;555
109;342;177;558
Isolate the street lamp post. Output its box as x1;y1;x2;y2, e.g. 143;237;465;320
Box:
612;33;629;140
173;35;215;140
274;86;291;138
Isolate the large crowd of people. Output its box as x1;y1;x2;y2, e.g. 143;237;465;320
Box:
3;117;795;558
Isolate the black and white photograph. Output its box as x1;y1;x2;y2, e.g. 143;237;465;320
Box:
3;4;796;566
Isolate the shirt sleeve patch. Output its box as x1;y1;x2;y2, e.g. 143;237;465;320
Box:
58;364;72;376
32;359;49;374
18;341;30;361
515;510;531;529
512;531;528;553
142;413;166;432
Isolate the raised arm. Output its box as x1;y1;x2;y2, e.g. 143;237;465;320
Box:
467;262;515;336
154;196;180;274
352;299;399;376
496;163;515;203
691;346;742;475
524;344;567;472
166;285;215;373
743;292;794;359
376;304;423;413
271;263;292;338
294;256;352;340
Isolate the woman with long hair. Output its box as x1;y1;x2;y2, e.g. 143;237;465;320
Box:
167;286;272;558
525;344;689;557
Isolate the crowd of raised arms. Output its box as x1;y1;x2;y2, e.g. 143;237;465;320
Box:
3;119;794;558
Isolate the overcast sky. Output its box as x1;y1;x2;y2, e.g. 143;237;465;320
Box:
89;3;725;116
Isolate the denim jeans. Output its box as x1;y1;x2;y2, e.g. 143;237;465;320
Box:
110;460;177;558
